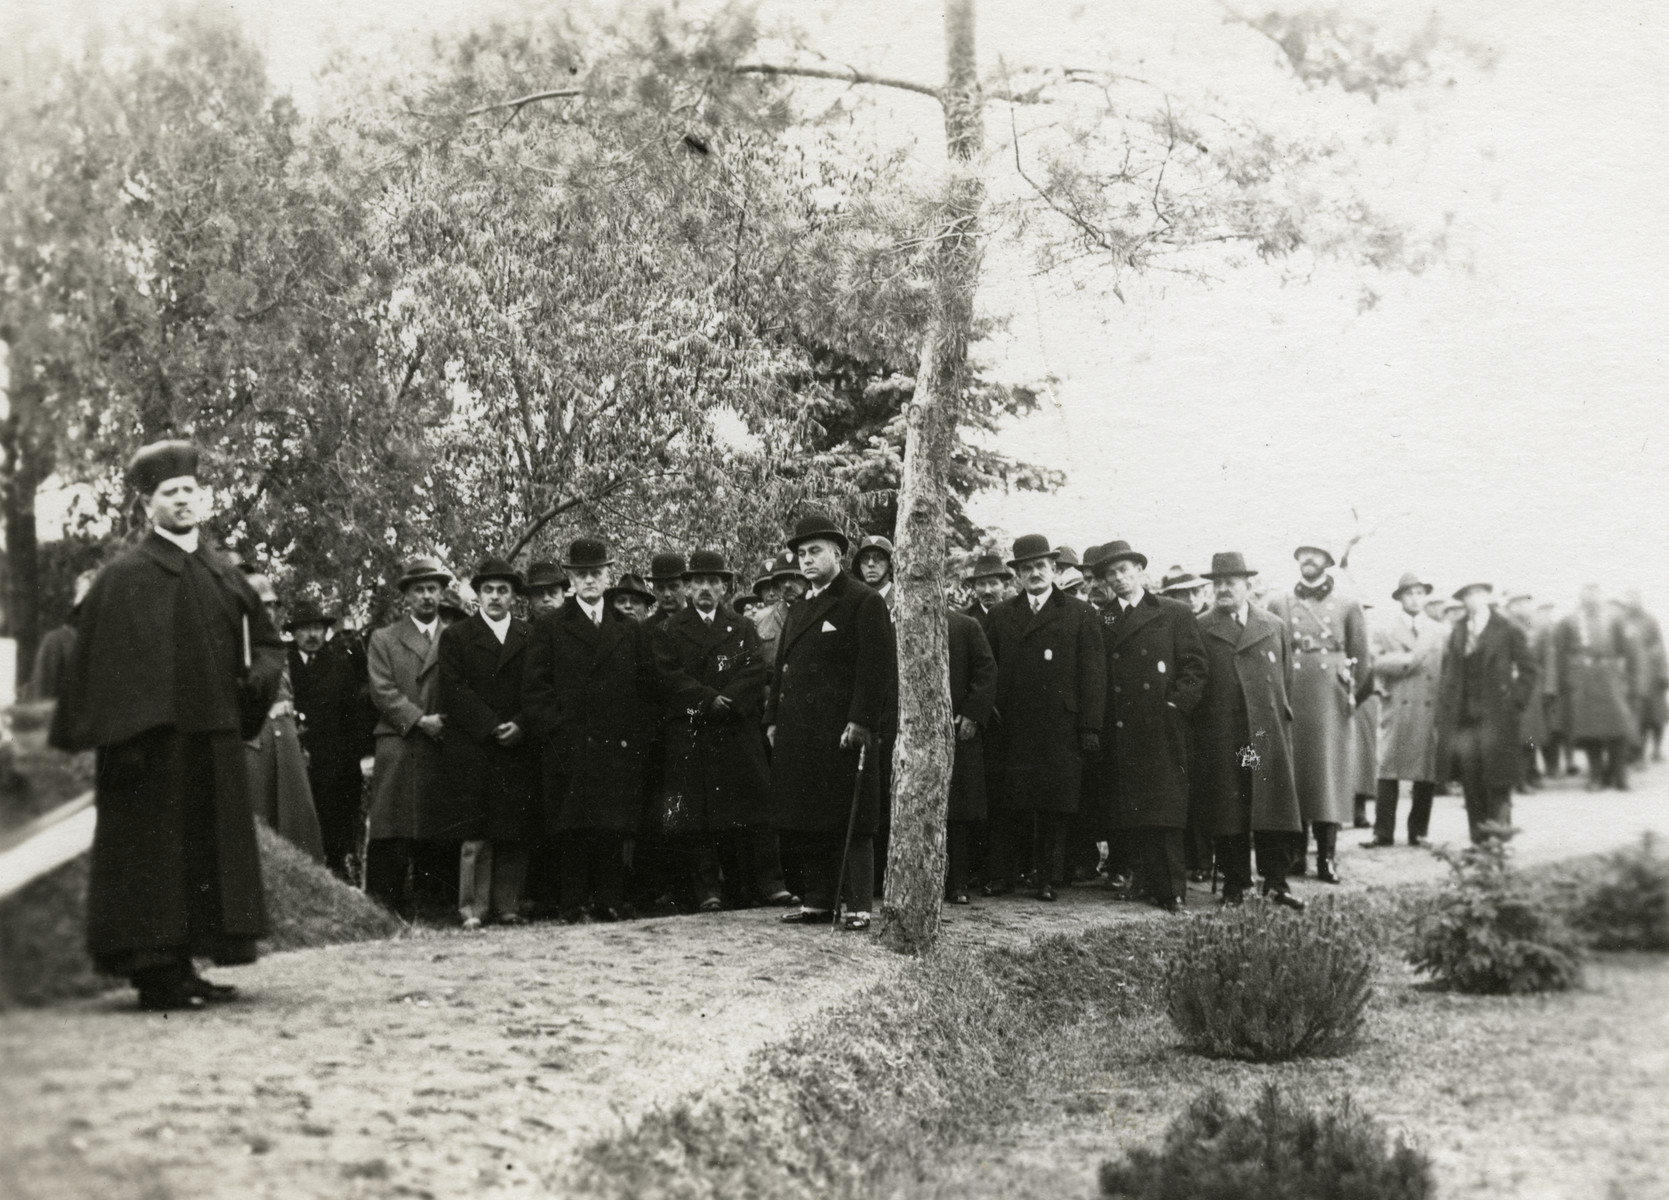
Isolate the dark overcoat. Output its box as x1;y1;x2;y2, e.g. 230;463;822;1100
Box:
1192;606;1303;837
27;622;76;700
985;587;1106;814
50;531;285;972
653;604;771;832
962;600;1000;635
1096;592;1208;829
365;616;443;840
1435;612;1539;789
523;599;662;834
289;640;373;807
1550;610;1638;741
438;613;540;842
765;571;896;835
946;610;998;823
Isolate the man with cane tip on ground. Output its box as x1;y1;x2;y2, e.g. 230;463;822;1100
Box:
766;514;897;931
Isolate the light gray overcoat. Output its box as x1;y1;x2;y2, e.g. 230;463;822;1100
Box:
366;615;444;839
1372;611;1448;782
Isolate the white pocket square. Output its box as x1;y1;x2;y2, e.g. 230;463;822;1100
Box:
821;620;838;633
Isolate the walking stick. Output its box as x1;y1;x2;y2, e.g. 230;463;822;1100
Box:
832;740;868;932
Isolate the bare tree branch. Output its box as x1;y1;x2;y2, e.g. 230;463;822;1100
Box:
730;62;941;100
408;89;584;120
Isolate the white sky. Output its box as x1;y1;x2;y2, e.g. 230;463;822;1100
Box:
9;0;1667;611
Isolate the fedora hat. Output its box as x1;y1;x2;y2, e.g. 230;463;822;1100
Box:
786;512;850;554
733;593;761;615
966;553;1013;582
470;557;525;594
682;549;734;581
1054;545;1081;569
1007;534;1060;568
1057;566;1085;592
562;537;614;570
1452;581;1493;601
396;555;452;591
1202;551;1258;580
126;439;200;496
648;552;688;583
1293;541;1337;569
608;573;656;606
1159;567;1209;594
1391;571;1433;600
283;598;337;631
525;561;569;590
1087;539;1147;574
855;535;895;561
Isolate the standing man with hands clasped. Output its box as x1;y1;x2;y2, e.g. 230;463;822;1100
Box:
51;441;286;1011
767;514;897;931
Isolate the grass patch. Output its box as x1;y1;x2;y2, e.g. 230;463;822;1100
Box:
564;921;1188;1199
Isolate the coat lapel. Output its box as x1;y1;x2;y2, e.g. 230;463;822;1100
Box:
1020;588;1064;638
782;573;846;656
1238;608;1276;653
496;616;527;671
1110;594;1162;646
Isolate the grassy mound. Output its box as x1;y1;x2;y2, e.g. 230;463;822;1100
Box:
0;823;402;1008
565;922;1185;1200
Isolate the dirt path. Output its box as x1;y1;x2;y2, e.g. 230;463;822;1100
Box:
3;764;1665;1200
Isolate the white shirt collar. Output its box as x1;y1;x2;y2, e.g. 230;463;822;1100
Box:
1470;607;1491;634
411;614;438;638
806;579;830;600
154;525;200;554
577;596;605;624
1235;602;1251;626
698;607;716;624
483;611;511;643
1028;585;1054;612
1120;588;1146;612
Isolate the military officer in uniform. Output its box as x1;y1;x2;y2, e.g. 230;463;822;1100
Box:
981;535;1106;902
51;441;285;1010
854;535;896;607
1266;540;1370;883
1365;572;1447;848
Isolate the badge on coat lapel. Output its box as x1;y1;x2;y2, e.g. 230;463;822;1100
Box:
716;653;731;673
1044;648;1053;661
822;620;837;633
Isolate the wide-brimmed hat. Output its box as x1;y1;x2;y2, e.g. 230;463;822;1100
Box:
1391;571;1433;600
608;573;656;605
855;535;895;562
1057;566;1085;591
470;557;525;594
438;586;469;617
126;439;200;496
396;555;452;591
966;553;1013;582
562;537;614;570
786;512;850;554
648;552;688;583
733;593;762;615
1293;541;1337;569
683;549;734;581
525;561;569;591
1452;581;1493;601
1086;540;1147;574
284;598;337;630
1007;534;1060;568
1055;545;1081;569
1159;566;1209;594
1202;551;1258;580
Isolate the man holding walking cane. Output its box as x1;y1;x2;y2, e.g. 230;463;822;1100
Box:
766;514;897;931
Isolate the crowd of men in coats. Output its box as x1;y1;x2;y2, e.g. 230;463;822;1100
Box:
36;439;1669;1010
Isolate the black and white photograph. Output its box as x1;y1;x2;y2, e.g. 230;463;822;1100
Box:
1;0;1666;1196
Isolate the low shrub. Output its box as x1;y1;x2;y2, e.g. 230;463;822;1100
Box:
1409;832;1583;994
1099;1084;1434;1200
1571;833;1669;951
1164;902;1373;1061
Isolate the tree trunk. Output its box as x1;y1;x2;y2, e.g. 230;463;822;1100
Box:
878;0;985;954
0;367;45;687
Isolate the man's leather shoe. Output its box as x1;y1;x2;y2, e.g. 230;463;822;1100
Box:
949;892;971;905
1267;890;1306;911
1157;895;1184;913
1037;886;1057;902
138;983;206;1012
841;913;871;931
1408;836;1429;848
1360;838;1393;850
981;879;1013;897
779;908;834;925
186;975;239;1004
1315;858;1340;884
765;890;800;907
698;897;723;913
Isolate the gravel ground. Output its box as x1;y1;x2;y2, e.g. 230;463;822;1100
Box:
1;761;1663;1200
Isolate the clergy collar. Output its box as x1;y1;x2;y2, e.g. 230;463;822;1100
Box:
153;525;200;554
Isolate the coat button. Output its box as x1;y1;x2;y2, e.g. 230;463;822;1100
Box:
1116;720;1124;728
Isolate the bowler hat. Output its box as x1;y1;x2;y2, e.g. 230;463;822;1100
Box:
396;555;452;591
1452;581;1493;601
1391;571;1433;600
1159;567;1208;595
1202;551;1258;580
1087;540;1147;574
966;553;1013;582
283;598;337;630
683;549;734;581
525;561;569;590
439;586;470;619
648;552;688;583
1007;534;1060;568
470;557;526;594
125;439;200;496
786;512;850;554
608;573;656;606
562;537;615;570
855;535;895;562
1293;542;1337;569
